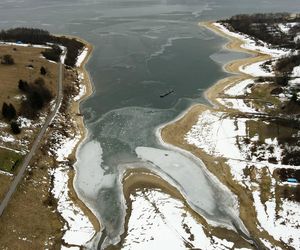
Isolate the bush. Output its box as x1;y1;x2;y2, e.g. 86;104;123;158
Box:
40;66;46;75
18;79;29;91
10;121;21;134
1;54;14;65
274;74;289;86
275;54;300;75
42;45;62;62
2;102;16;120
20;81;53;118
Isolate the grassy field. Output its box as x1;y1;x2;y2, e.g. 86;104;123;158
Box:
0;44;59;169
0;44;64;247
0;148;22;172
0;45;58;112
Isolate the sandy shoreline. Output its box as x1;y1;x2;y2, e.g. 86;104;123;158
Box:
64;38;101;233
202;21;271;105
159;21;280;247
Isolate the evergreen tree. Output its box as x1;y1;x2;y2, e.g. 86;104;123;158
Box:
10;121;21;134
40;66;46;75
2;102;16;120
1;54;14;65
2;102;9;117
8;104;16;119
18;80;29;92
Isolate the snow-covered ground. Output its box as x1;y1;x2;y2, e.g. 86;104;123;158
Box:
0;133;16;143
51;165;95;247
49;114;96;248
216;98;258;113
214;22;289;58
224;79;254;96
0;41;51;49
240;60;275;77
122;188;248;250
16;116;32;128
291;65;300;77
185;110;295;170
75;47;88;67
277;22;299;34
73;73;86;102
184;107;300;249
185;110;248;160
253;190;300;249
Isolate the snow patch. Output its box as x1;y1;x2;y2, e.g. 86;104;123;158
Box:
253;191;300;249
0;133;15;142
51;166;95;246
75;47;88;67
55;136;79;162
214;22;289;57
185;110;248;160
0;41;51;49
16;116;32;128
74;83;86;102
291;65;300;77
224;79;254;96
240;60;275;77
217;98;259;113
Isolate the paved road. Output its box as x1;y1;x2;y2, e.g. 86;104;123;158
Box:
0;49;66;216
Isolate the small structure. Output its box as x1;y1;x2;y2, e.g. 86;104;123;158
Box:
287;178;298;183
16;41;23;44
160;89;174;98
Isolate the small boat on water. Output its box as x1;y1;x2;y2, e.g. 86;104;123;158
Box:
160;89;174;98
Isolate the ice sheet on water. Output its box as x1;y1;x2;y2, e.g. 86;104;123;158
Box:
135;146;241;230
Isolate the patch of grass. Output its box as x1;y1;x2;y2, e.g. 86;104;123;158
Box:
250;82;282;112
259;167;272;204
0;148;22;172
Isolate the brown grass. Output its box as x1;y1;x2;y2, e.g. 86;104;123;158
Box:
0;152;63;249
0;174;13;202
0;45;57;112
0;44;64;248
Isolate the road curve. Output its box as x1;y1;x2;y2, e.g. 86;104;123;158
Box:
0;49;66;216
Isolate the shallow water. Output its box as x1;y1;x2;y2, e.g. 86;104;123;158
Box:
1;0;300;248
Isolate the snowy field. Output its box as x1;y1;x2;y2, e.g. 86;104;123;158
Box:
122;188;249;250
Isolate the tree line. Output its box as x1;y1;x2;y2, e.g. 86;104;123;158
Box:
221;13;300;49
0;27;84;66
